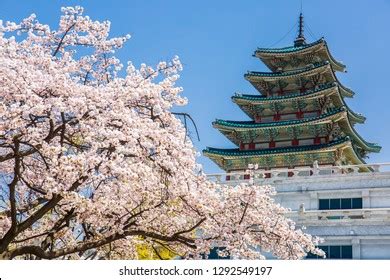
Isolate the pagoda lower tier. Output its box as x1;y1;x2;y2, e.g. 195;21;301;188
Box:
204;137;366;172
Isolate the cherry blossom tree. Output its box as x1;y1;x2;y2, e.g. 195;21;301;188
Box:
0;6;322;260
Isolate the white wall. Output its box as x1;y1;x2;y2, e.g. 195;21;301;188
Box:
270;172;390;259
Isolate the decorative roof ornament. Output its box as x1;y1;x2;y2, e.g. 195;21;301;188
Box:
294;13;306;47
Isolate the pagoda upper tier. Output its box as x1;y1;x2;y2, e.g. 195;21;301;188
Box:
204;15;381;172
254;38;346;72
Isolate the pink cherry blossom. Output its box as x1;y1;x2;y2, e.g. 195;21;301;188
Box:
0;6;322;260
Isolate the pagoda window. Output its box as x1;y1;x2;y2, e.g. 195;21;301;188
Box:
262;116;273;122
226;175;230;181
254;115;261;123
257;143;269;149
243;174;250;180
269;140;276;148
239;142;245;150
300;139;313;145
255;143;263;149
273;113;281;121
292;139;299;146
302;111;315;118
249;142;255;150
278;113;291;121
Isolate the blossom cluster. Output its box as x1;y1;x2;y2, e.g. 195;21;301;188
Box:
0;6;321;260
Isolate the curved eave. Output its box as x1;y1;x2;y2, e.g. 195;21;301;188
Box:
254;38;346;72
232;83;338;104
341;117;381;153
339;84;355;98
231;83;338;105
323;41;347;72
244;61;329;80
347;110;366;124
213;108;346;131
343;144;367;167
255;38;325;54
204;137;350;158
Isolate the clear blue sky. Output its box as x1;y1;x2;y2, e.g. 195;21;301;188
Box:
1;0;389;173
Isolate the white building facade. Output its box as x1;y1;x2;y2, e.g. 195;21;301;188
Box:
207;163;390;259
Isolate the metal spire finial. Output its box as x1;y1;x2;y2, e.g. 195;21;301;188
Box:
294;12;306;47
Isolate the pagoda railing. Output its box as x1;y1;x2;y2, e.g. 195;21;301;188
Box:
286;207;390;225
206;162;390;184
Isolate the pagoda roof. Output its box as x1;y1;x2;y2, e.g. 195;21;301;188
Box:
232;83;365;124
342;118;381;153
254;38;346;72
255;39;324;54
233;83;337;102
246;61;329;78
214;107;345;129
204;137;350;157
244;61;354;98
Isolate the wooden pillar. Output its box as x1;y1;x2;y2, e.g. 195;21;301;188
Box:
273;113;281;121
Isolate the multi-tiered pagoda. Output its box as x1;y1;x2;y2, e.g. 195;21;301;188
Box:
204;14;381;174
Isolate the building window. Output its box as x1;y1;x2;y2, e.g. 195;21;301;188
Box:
319;198;363;210
306;245;352;259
